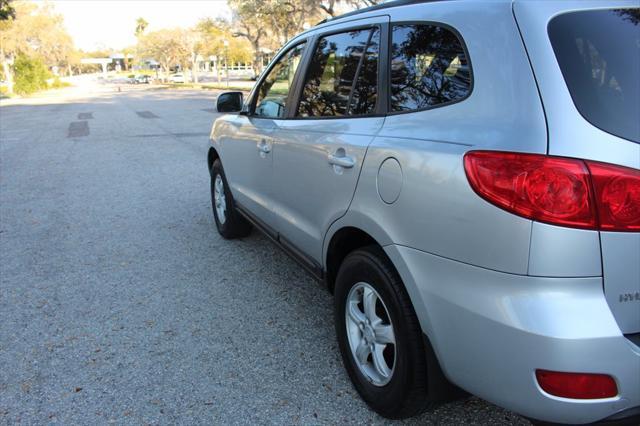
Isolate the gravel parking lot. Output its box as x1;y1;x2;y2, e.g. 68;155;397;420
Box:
0;86;530;425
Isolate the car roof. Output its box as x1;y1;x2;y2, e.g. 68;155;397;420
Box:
302;0;511;37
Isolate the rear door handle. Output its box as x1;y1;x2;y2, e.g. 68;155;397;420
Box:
257;139;271;154
328;153;355;169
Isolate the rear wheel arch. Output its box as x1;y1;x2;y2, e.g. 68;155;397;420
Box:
325;227;382;294
326;227;468;405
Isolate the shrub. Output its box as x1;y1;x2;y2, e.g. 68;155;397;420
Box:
13;55;51;95
50;77;71;89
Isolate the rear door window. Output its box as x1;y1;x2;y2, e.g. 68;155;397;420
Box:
548;8;640;143
297;28;380;117
390;24;471;112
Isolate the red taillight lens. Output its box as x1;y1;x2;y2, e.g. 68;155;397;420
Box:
536;370;618;399
587;161;640;231
464;151;596;229
464;151;640;232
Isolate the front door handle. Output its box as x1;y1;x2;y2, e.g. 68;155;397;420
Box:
257;139;271;154
328;152;355;169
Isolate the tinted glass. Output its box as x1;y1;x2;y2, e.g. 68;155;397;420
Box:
254;42;306;118
297;28;379;117
549;9;640;143
390;24;471;112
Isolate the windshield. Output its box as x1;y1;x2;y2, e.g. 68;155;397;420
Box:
548;8;640;143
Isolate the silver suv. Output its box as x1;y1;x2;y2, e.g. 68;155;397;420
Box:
207;1;640;423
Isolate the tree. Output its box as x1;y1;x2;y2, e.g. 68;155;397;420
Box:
0;0;15;20
319;0;338;17
60;47;81;76
138;28;190;80
196;18;228;82
267;0;322;44
318;0;382;18
184;29;202;83
195;18;252;80
196;18;227;58
135;17;148;37
229;0;374;75
227;37;253;65
121;46;135;71
346;0;381;8
0;1;75;94
228;0;269;76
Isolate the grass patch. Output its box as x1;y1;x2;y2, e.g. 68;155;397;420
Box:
163;82;254;92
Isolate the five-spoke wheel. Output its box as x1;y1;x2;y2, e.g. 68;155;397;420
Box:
334;246;450;418
346;282;396;386
210;159;251;239
213;174;227;225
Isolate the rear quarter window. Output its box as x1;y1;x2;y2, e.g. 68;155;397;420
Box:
390;23;472;112
548;8;640;143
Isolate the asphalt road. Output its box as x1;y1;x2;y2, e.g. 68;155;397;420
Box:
0;87;531;425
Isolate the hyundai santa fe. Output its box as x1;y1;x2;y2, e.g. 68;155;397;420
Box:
206;0;640;423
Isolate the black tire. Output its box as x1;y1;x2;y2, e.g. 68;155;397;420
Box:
334;246;450;419
210;159;251;239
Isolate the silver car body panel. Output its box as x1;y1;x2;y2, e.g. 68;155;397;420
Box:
212;116;279;230
514;0;640;333
272;117;384;263
345;140;534;274
385;244;640;425
528;222;601;277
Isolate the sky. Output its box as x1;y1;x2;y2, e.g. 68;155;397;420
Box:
51;0;232;51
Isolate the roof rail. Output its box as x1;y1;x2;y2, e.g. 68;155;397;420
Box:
320;0;446;25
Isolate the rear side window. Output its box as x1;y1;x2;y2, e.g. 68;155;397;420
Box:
549;9;640;143
297;28;380;117
390;24;471;112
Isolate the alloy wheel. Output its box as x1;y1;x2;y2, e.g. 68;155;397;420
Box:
345;282;397;386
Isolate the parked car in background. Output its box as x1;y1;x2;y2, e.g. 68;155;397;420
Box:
207;0;640;424
133;75;151;84
169;73;185;83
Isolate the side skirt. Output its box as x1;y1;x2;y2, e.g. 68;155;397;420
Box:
235;203;325;284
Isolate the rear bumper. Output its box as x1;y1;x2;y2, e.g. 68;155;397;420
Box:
385;245;640;425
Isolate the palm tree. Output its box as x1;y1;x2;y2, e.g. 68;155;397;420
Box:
135;17;148;38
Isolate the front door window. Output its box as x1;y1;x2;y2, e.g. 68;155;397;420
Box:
254;43;307;118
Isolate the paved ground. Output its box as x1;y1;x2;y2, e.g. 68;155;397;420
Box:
0;86;530;425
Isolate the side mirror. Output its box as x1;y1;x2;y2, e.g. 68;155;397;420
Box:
216;91;244;113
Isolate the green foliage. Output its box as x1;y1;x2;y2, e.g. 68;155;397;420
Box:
13;55;51;95
50;76;71;89
0;0;15;21
135;17;148;37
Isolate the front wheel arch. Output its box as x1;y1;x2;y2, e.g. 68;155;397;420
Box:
207;146;219;173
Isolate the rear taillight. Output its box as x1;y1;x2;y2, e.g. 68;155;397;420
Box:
464;151;640;232
587;161;640;231
536;370;618;399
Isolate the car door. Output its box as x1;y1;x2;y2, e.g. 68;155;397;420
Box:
270;17;388;265
219;41;308;232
